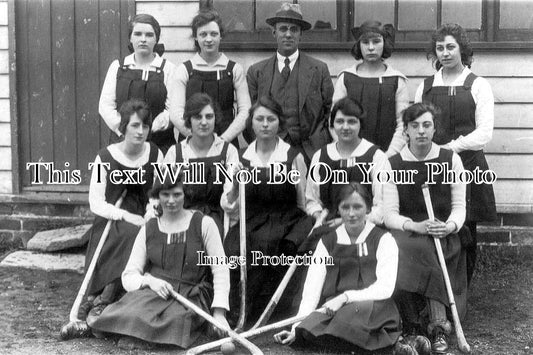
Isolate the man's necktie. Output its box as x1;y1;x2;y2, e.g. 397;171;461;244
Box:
281;57;291;81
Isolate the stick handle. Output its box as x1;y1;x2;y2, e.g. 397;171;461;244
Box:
187;308;325;355
236;181;247;331
251;209;329;330
421;185;471;353
69;189;127;322
171;290;263;355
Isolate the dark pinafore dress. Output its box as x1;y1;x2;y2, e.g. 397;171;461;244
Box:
296;226;401;351
184;60;236;142
389;148;467;307
224;147;314;318
174;140;229;235
299;143;379;253
344;73;399;151
422;74;497;223
85;143;159;297
89;213;214;348
112;58;175;153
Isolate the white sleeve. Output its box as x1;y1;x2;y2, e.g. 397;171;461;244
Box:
305;150;324;216
292;239;328;330
345;233;398;301
414;81;424;103
171;63;192;138
221;144;240;223
382;159;412;230
219;63;251;142
201;216;230;310
121;226;148;292
99;60;122;136
88;155;126;220
448;77;494;153
332;72;347;104
386;77;409;156
447;153;466;230
292;153;308;212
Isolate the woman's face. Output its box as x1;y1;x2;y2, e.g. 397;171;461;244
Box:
405;112;435;151
436;35;462;70
124;113;150;145
252;106;280;140
338;191;368;232
159;185;184;214
333;110;361;144
360;34;384;62
196;21;221;56
191;104;216;138
130;22;157;56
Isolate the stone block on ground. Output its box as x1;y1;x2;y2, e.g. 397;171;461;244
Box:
0;251;84;274
26;224;91;252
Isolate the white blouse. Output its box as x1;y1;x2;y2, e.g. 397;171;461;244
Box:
99;53;179;137
172;53;251;142
88;142;164;220
306;139;387;226
122;212;230;310
293;222;398;330
383;143;466;231
221;138;308;223
414;67;494;153
332;64;409;156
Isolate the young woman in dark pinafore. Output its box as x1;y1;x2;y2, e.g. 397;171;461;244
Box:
332;21;409;156
384;103;467;354
415;23;497;284
163;93;239;236
99;14;178;154
80;100;163;326
296;98;388;310
88;171;230;349
274;183;401;354
222;96;313;323
174;10;251;146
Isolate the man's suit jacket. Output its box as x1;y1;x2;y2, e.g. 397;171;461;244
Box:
246;52;334;159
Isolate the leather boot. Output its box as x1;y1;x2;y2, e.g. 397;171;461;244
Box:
428;320;452;354
393;336;418;355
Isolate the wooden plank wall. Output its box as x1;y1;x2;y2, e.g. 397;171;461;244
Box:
0;0;9;193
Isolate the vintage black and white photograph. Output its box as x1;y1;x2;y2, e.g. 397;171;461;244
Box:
0;0;532;354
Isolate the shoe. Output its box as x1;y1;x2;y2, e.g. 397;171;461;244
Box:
77;300;94;321
410;335;431;355
59;321;92;340
393;336;418;355
86;303;108;326
430;327;449;354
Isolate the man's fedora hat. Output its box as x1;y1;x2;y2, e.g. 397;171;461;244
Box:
266;3;312;31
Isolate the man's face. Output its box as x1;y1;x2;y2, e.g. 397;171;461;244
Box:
273;22;301;56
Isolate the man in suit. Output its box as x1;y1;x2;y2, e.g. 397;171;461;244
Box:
247;3;334;163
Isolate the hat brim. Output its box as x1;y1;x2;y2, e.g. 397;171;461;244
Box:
266;17;312;31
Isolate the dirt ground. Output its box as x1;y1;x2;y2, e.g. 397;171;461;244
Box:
0;245;532;355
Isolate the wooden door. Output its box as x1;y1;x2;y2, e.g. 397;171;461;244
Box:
15;0;134;191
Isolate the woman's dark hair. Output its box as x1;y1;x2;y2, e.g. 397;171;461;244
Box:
191;10;225;52
350;20;395;60
129;14;161;42
183;93;222;131
329;97;366;132
128;14;164;55
401;102;440;129
149;167;186;216
150;166;184;199
118;99;152;135
246;96;286;135
335;182;372;214
427;23;473;70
